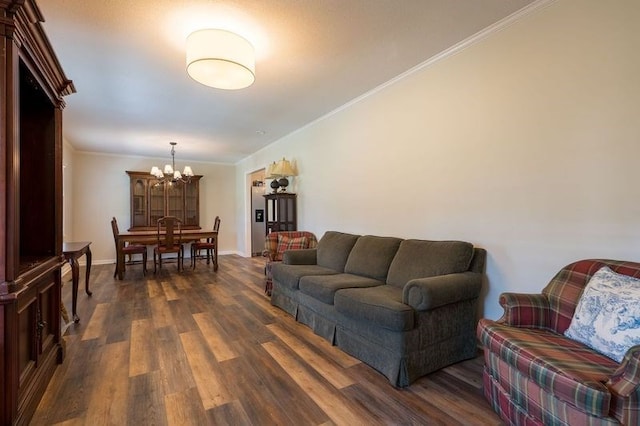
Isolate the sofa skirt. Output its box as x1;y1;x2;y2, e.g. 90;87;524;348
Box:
270;283;300;317
297;304;337;343
335;325;406;386
336;326;477;388
272;283;339;343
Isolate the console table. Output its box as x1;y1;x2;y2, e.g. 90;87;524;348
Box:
62;241;93;323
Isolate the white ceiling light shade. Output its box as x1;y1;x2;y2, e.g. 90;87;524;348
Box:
186;29;255;90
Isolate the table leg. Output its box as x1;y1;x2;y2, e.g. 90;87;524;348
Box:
70;257;80;323
214;239;219;272
85;247;93;296
117;240;125;280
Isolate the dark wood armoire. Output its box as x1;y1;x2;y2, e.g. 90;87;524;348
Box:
0;1;75;424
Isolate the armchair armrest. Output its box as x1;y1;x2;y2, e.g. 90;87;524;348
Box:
403;272;482;311
497;292;551;329
608;345;640;398
282;248;317;265
262;249;277;262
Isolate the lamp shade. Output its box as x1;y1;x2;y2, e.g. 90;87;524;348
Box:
272;158;297;177
186;29;255;90
265;161;278;178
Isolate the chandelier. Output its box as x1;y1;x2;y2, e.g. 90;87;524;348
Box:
150;142;194;184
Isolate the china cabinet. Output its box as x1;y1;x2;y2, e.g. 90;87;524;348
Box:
126;171;202;230
0;1;75;424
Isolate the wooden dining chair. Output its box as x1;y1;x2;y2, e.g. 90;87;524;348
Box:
191;216;220;271
111;217;147;277
154;216;184;272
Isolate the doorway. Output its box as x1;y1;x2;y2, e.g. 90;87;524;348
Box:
250;169;266;256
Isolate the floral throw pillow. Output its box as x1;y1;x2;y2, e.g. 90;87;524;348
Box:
564;266;640;362
275;235;309;261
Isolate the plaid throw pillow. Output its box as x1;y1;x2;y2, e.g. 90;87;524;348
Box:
275;235;309;261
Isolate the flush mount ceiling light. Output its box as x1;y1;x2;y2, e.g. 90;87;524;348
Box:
186;29;255;90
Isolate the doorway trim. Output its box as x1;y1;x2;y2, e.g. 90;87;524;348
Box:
243;166;267;257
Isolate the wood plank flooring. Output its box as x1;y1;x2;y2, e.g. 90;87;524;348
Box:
31;255;502;425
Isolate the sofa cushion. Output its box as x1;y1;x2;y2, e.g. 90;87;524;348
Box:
478;319;618;418
386;240;474;288
335;286;414;331
299;273;383;305
272;263;338;290
316;231;360;272
344;235;402;281
564;266;640;362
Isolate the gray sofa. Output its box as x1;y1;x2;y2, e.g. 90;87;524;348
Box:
270;231;486;387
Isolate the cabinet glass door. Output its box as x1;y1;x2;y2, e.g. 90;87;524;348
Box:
185;182;198;226
149;181;165;225
132;178;147;227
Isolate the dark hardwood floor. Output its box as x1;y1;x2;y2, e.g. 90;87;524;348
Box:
32;255;501;425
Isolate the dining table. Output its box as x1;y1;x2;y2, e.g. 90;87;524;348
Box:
115;229;218;280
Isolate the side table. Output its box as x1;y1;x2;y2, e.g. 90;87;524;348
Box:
62;241;92;323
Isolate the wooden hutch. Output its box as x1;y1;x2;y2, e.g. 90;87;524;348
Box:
126;171;202;231
0;1;75;424
264;193;297;234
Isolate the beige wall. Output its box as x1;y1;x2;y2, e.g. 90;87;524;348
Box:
236;0;640;319
66;150;238;264
62;140;75;242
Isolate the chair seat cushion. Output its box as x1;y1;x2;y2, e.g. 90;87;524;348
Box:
123;245;146;254
299;273;383;305
272;264;339;290
193;242;215;249
478;319;618;417
156;245;182;253
334;286;414;331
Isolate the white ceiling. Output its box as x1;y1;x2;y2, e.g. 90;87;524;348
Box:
39;0;535;164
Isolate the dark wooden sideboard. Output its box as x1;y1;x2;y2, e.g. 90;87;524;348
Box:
0;1;75;424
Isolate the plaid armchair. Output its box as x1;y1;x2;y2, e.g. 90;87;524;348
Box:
477;259;640;425
263;231;318;295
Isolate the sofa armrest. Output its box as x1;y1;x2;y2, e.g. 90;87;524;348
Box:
282;248;317;265
403;272;482;311
608;345;640;397
497;293;551;329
